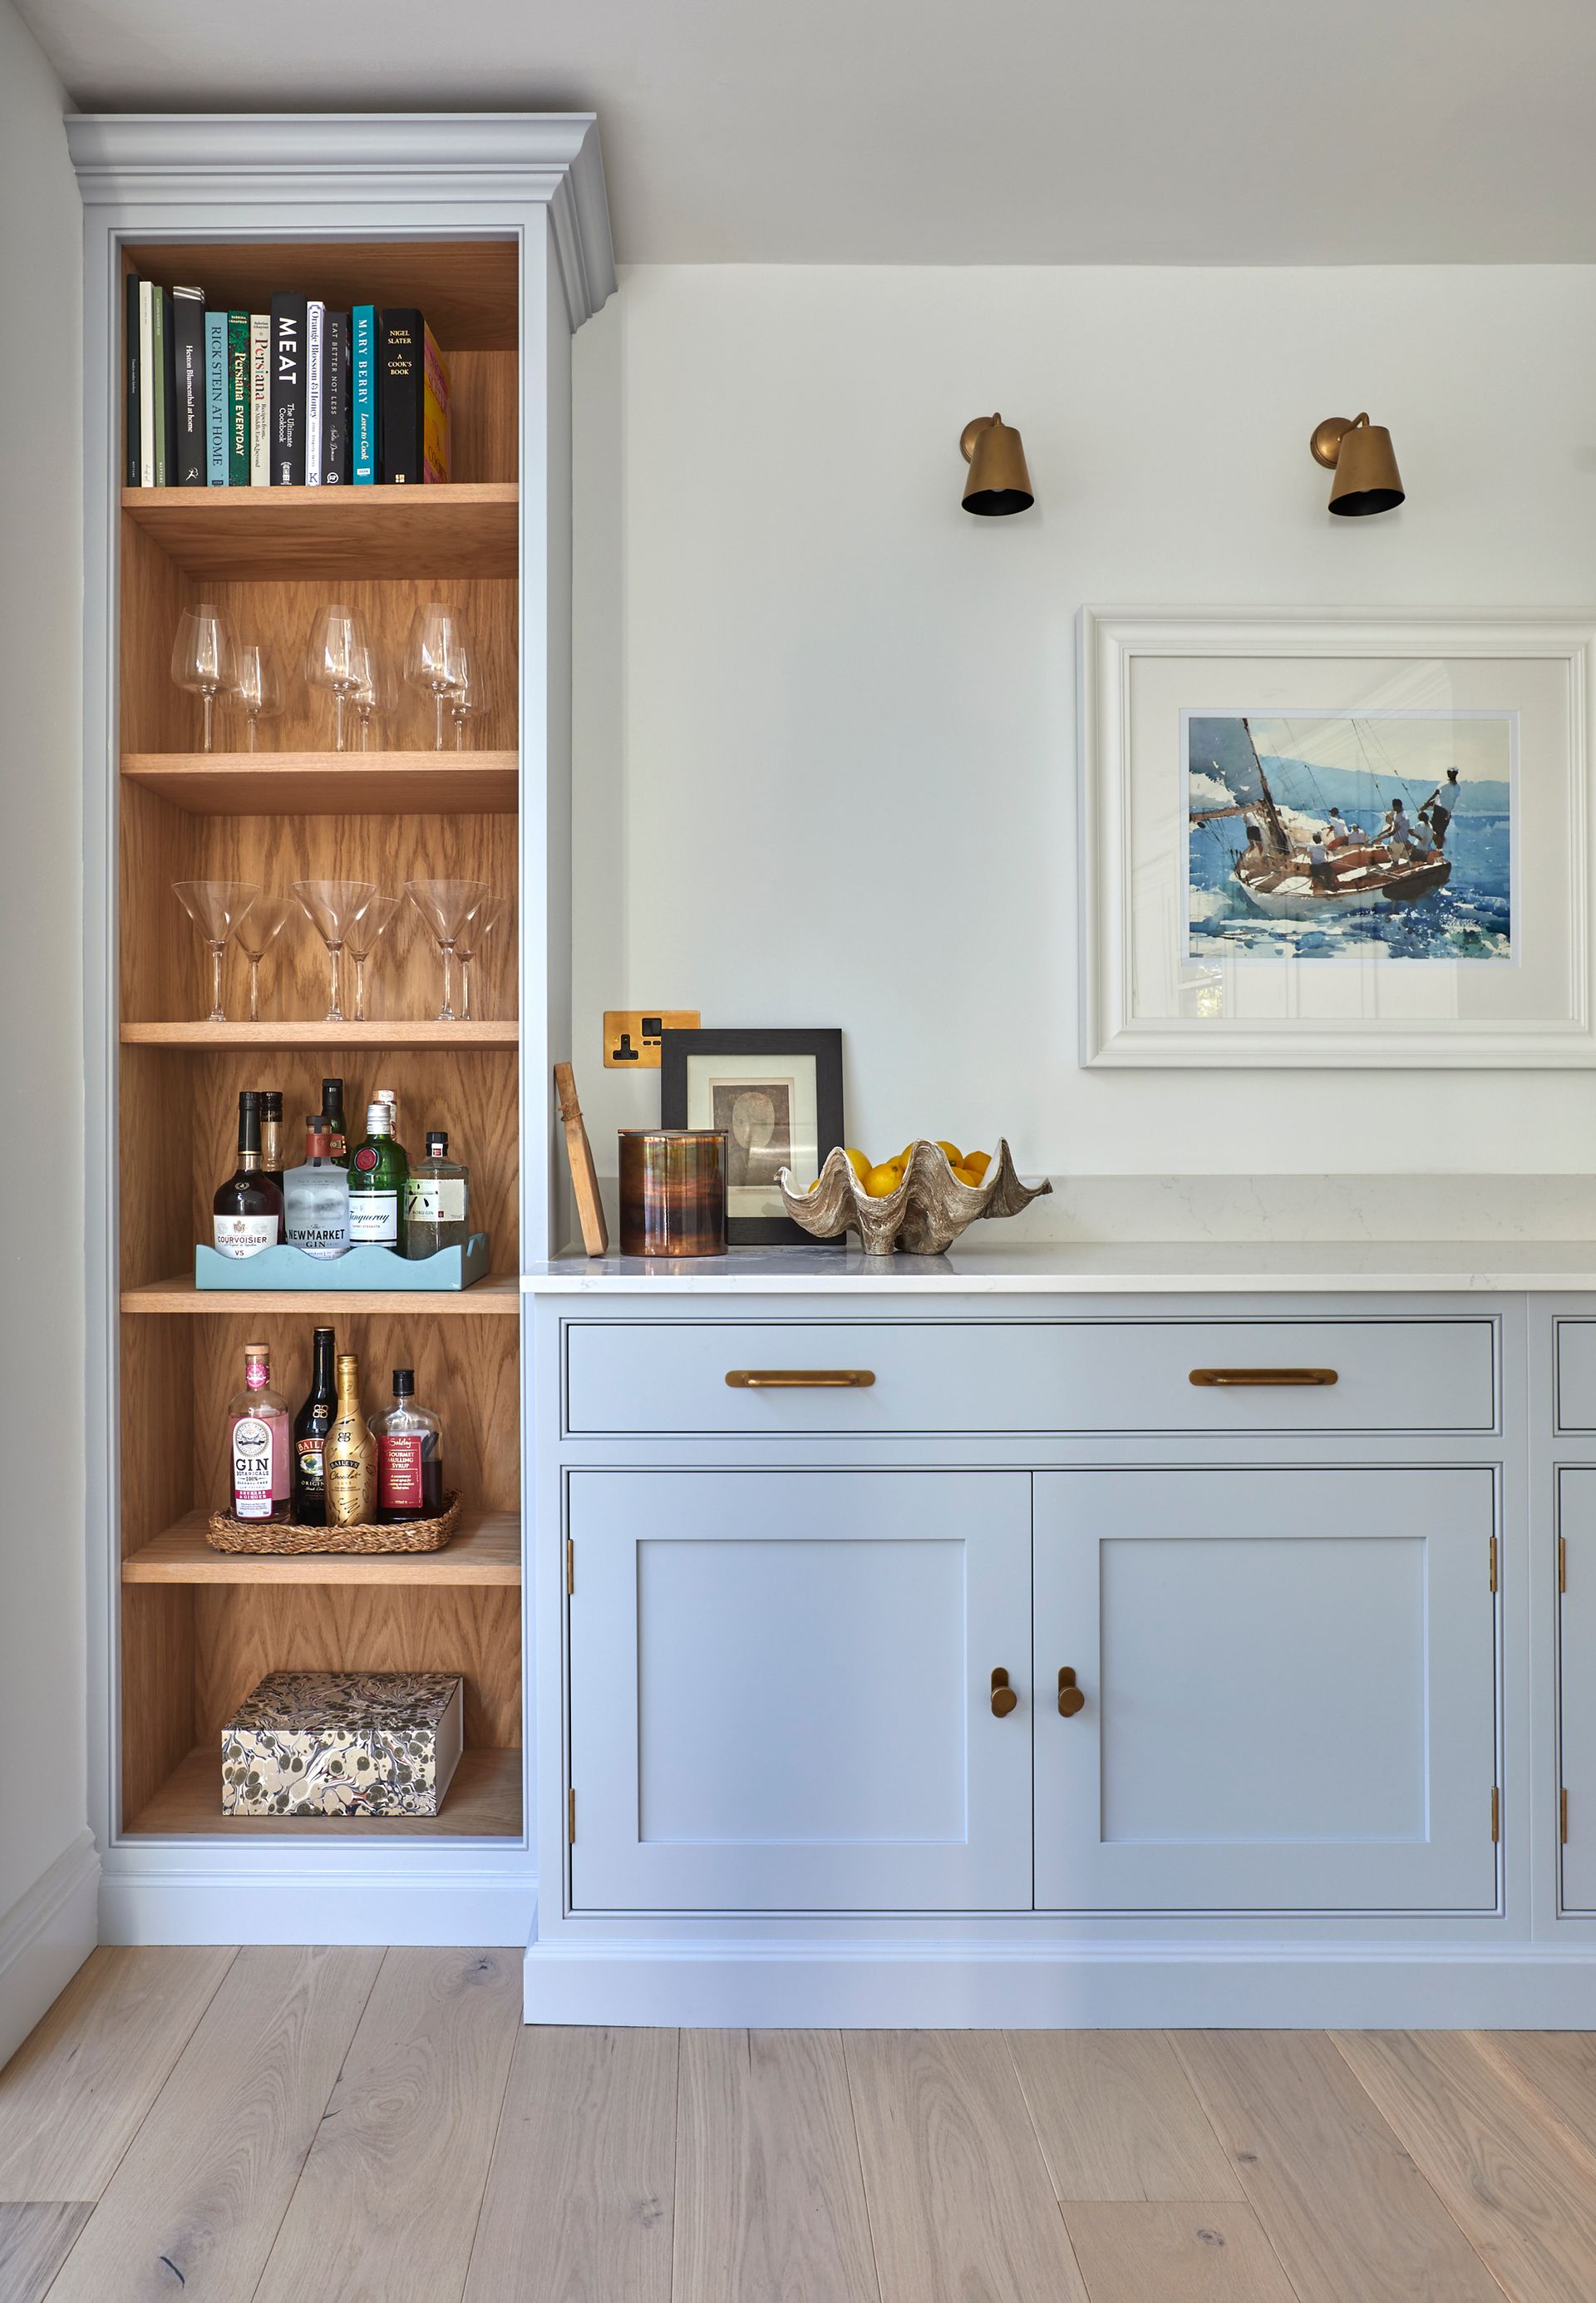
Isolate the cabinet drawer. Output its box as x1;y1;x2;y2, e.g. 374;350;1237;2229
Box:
564;1317;1496;1436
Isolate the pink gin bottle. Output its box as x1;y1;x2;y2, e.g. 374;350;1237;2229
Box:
229;1341;291;1522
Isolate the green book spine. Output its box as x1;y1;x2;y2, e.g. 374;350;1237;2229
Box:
228;312;249;485
151;288;168;484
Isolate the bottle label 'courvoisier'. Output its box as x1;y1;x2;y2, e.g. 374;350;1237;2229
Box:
215;1211;278;1259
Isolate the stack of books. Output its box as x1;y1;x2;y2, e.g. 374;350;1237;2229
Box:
124;280;451;489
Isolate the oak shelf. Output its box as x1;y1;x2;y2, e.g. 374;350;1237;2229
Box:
121;481;519;579
121;1020;518;1048
125;1743;523;1838
123;1509;521;1586
122;1273;520;1315
122;750;520;816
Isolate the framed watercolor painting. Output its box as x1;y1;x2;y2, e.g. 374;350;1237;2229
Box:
1080;608;1596;1066
659;1028;845;1245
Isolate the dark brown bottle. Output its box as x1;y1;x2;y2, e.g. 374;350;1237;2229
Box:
321;1076;349;1166
292;1326;337;1524
212;1089;285;1258
259;1088;285;1197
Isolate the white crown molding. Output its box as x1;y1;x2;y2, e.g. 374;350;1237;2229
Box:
64;111;616;328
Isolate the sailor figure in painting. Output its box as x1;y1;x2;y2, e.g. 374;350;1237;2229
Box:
1186;712;1512;961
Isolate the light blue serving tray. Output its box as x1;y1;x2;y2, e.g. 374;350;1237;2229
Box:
195;1233;492;1292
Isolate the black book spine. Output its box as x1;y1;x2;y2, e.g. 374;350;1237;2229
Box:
268;290;308;485
124;273;140;487
378;308;423;484
171;286;207;486
322;310;350;485
160;289;178;486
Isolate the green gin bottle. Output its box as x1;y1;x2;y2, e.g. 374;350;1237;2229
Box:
348;1099;409;1253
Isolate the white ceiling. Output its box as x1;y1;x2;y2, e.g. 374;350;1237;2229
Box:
20;0;1596;265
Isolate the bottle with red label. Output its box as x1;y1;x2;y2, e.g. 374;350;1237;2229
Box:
228;1341;291;1521
369;1366;444;1523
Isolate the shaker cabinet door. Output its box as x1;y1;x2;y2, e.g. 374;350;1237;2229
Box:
567;1470;1032;1912
1559;1471;1596;1911
1033;1468;1499;1914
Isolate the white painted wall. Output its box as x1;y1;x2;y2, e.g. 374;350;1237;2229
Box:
571;264;1596;1211
0;0;91;2027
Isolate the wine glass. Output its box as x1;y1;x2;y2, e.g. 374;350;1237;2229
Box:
342;892;401;1022
405;878;489;1023
170;604;237;752
172;879;259;1022
292;879;377;1024
305;604;368;753
230;641;282;753
351;638;396;752
404;603;472;752
230;890;298;1023
456;895;509;1021
448;649;488;751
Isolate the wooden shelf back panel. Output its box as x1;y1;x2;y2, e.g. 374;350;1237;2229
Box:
124;1509;521;1585
126;1743;522;1838
123;1273;521;1315
123;484;519;579
121;240;520;349
122;751;520;816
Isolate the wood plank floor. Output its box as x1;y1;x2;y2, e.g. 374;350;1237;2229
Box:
4;1953;1596;2301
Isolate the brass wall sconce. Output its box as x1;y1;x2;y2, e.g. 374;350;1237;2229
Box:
1310;412;1404;516
959;413;1034;516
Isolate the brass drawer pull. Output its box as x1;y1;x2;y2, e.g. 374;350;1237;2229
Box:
990;1668;1019;1718
725;1369;876;1389
1057;1667;1086;1717
1189;1367;1338;1388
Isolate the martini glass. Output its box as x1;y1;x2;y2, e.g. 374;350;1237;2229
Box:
404;603;472;752
351;638;396;752
172;879;259;1023
170;604;237;753
405;877;488;1023
306;604;367;753
230;641;282;753
230;890;298;1023
456;895;509;1021
343;892;401;1022
292;879;377;1024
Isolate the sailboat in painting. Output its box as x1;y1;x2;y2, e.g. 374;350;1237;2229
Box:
1190;715;1451;918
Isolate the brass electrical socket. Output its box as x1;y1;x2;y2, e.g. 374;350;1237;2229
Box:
603;1009;701;1068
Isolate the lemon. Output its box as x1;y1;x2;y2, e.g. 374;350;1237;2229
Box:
842;1147;871;1182
807;1178;820;1193
935;1140;963;1166
951;1165;981;1187
897;1142;916;1165
864;1163;902;1198
963;1149;991;1177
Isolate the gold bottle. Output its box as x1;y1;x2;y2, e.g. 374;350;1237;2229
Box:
324;1350;375;1526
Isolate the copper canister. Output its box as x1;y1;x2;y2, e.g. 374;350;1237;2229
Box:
618;1129;727;1256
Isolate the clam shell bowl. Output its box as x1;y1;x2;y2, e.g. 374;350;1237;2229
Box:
778;1139;1052;1255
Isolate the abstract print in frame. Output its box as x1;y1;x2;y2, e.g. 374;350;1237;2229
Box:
1081;609;1595;1067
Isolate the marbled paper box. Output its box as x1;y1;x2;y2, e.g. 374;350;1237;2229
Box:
221;1670;464;1817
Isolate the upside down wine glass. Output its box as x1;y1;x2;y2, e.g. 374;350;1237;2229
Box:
306;604;368;754
351;639;397;752
172;879;259;1023
404;878;489;1023
455;895;509;1021
342;892;401;1023
404;603;472;752
230;890;298;1023
170;604;238;753
292;880;377;1025
231;641;283;753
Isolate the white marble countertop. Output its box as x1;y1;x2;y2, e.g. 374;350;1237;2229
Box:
522;1240;1596;1295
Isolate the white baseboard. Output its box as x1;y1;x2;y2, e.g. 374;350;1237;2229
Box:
0;1830;100;2066
524;1938;1596;2029
100;1859;535;1949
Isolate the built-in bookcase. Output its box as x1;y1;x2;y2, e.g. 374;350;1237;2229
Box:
71;116;612;1941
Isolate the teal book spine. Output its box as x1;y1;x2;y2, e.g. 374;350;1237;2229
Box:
352;304;377;484
204;313;229;485
227;311;249;485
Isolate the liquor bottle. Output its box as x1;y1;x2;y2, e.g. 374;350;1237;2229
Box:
228;1341;291;1521
370;1367;445;1522
283;1113;352;1257
348;1099;408;1252
259;1089;285;1197
373;1087;401;1146
322;1075;349;1166
324;1350;376;1525
404;1129;470;1259
292;1325;337;1524
213;1089;285;1256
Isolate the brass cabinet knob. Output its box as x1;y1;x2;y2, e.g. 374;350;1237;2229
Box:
990;1667;1019;1718
1057;1667;1086;1718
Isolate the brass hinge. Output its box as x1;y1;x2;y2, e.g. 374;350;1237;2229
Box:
1560;1536;1568;1594
568;1787;576;1843
566;1538;575;1595
1491;1786;1500;1843
1563;1787;1570;1844
1489;1535;1498;1594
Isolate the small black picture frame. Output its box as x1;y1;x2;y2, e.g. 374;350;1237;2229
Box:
659;1028;845;1246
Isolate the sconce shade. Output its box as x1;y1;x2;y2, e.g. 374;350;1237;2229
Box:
1311;412;1404;516
960;413;1034;515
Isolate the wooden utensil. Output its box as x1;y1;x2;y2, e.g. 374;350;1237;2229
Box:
554;1060;609;1255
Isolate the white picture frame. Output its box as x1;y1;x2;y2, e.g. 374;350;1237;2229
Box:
1080;607;1596;1067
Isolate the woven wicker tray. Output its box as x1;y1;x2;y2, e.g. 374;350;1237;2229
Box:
205;1491;462;1556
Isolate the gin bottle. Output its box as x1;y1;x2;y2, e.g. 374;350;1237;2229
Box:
283;1114;352;1258
228;1341;290;1522
348;1100;408;1252
404;1129;470;1258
